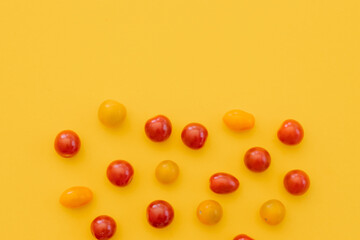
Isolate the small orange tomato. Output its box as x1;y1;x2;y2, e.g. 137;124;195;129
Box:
197;200;223;225
155;160;179;184
59;186;93;208
223;110;255;131
98;100;126;127
260;199;285;225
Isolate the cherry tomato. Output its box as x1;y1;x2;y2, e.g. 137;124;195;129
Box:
181;123;208;149
145;115;172;142
223;109;255;131
209;173;239;194
91;215;117;240
284;169;310;195
59;186;93;208
146;200;174;228
197;200;223;225
98;99;126;127
106;160;134;187
260;199;285;225
54;130;81;158
277;119;304;145
244;147;271;172
155;160;179;184
233;234;254;240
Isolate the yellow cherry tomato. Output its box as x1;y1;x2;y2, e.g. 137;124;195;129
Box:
155;160;179;184
260;199;285;225
59;186;93;208
223;109;255;131
197;200;223;225
98;100;126;127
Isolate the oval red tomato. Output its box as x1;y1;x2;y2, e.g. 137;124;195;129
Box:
91;215;117;240
146;200;174;228
233;234;254;240
277;119;304;145
209;173;239;194
106;160;134;187
284;169;310;195
181;123;208;149
244;147;271;172
145;115;172;142
54;130;81;158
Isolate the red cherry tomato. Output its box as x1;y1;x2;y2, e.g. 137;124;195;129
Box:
244;147;271;172
277;119;304;145
145;115;172;142
181;123;208;149
54;130;81;158
209;173;239;194
106;160;134;187
146;200;174;228
284;170;310;195
233;234;254;240
91;215;117;240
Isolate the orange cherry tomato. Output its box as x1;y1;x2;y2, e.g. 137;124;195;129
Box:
155;160;179;184
197;200;223;225
59;186;93;208
98;100;126;127
223;110;255;131
260;199;285;225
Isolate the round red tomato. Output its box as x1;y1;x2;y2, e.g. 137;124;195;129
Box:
54;130;81;158
209;173;239;194
146;200;174;228
244;147;271;172
106;160;134;187
233;234;254;240
91;215;116;240
181;123;208;149
284;169;310;195
277;119;304;145
145;115;172;142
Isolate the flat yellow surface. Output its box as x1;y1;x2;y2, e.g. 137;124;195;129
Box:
0;1;359;239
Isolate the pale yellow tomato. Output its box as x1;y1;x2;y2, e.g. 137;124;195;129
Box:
197;200;223;225
59;186;93;208
155;160;179;184
260;199;285;225
98;100;126;127
223;109;255;131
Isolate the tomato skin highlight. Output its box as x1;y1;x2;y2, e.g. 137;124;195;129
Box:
284;169;310;195
91;215;117;240
54;130;81;158
181;123;208;149
244;147;271;172
209;173;239;194
277;119;304;145
59;186;93;208
145;115;172;142
106;160;134;187
233;234;254;240
197;200;223;225
146;200;174;228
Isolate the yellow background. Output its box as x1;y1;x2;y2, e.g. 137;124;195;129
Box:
0;0;359;239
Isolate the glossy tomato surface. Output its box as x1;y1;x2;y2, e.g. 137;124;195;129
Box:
145;115;172;142
209;173;239;194
59;186;93;208
181;123;208;149
91;215;117;240
98;99;126;127
260;199;285;225
233;234;254;240
223;109;255;131
54;130;81;158
277;119;304;145
284;169;310;195
197;200;223;225
106;160;134;187
146;200;174;228
155;160;179;184
244;147;271;172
